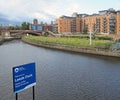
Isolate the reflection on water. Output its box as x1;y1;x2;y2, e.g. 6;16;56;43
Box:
0;40;120;100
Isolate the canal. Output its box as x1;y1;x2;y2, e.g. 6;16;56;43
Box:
0;40;120;100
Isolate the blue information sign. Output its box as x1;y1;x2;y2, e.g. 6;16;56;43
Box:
13;62;36;93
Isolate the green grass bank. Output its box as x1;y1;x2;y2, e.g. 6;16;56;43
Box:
22;35;120;57
23;35;115;49
22;36;120;57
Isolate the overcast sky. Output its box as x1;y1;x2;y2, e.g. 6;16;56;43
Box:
0;0;120;25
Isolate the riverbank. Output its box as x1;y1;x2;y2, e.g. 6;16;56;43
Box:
0;37;4;45
0;37;21;45
22;36;120;58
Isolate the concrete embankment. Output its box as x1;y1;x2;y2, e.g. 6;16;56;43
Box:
0;37;4;45
0;37;21;45
22;38;120;58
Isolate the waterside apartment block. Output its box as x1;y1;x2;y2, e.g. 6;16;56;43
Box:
56;8;120;34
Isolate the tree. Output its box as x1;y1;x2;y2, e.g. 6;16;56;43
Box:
9;26;15;30
21;22;29;30
15;25;21;30
9;25;21;30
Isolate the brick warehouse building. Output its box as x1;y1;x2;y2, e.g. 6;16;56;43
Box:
56;8;120;34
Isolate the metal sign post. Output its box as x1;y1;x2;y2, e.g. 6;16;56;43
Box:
16;93;18;100
13;62;36;100
33;86;35;100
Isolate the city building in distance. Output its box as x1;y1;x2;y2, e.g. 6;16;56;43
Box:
29;19;43;31
29;19;53;32
55;8;120;34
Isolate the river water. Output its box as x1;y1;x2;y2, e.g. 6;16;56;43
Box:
0;40;120;100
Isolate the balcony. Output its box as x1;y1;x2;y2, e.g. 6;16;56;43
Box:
109;23;115;26
109;20;116;23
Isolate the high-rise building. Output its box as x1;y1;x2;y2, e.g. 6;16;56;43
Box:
56;8;120;34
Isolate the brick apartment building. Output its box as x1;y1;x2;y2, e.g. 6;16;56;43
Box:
56;8;120;34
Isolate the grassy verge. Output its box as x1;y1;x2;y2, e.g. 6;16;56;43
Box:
23;35;115;49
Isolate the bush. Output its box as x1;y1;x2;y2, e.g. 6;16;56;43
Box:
62;36;90;39
63;35;113;41
95;36;113;40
